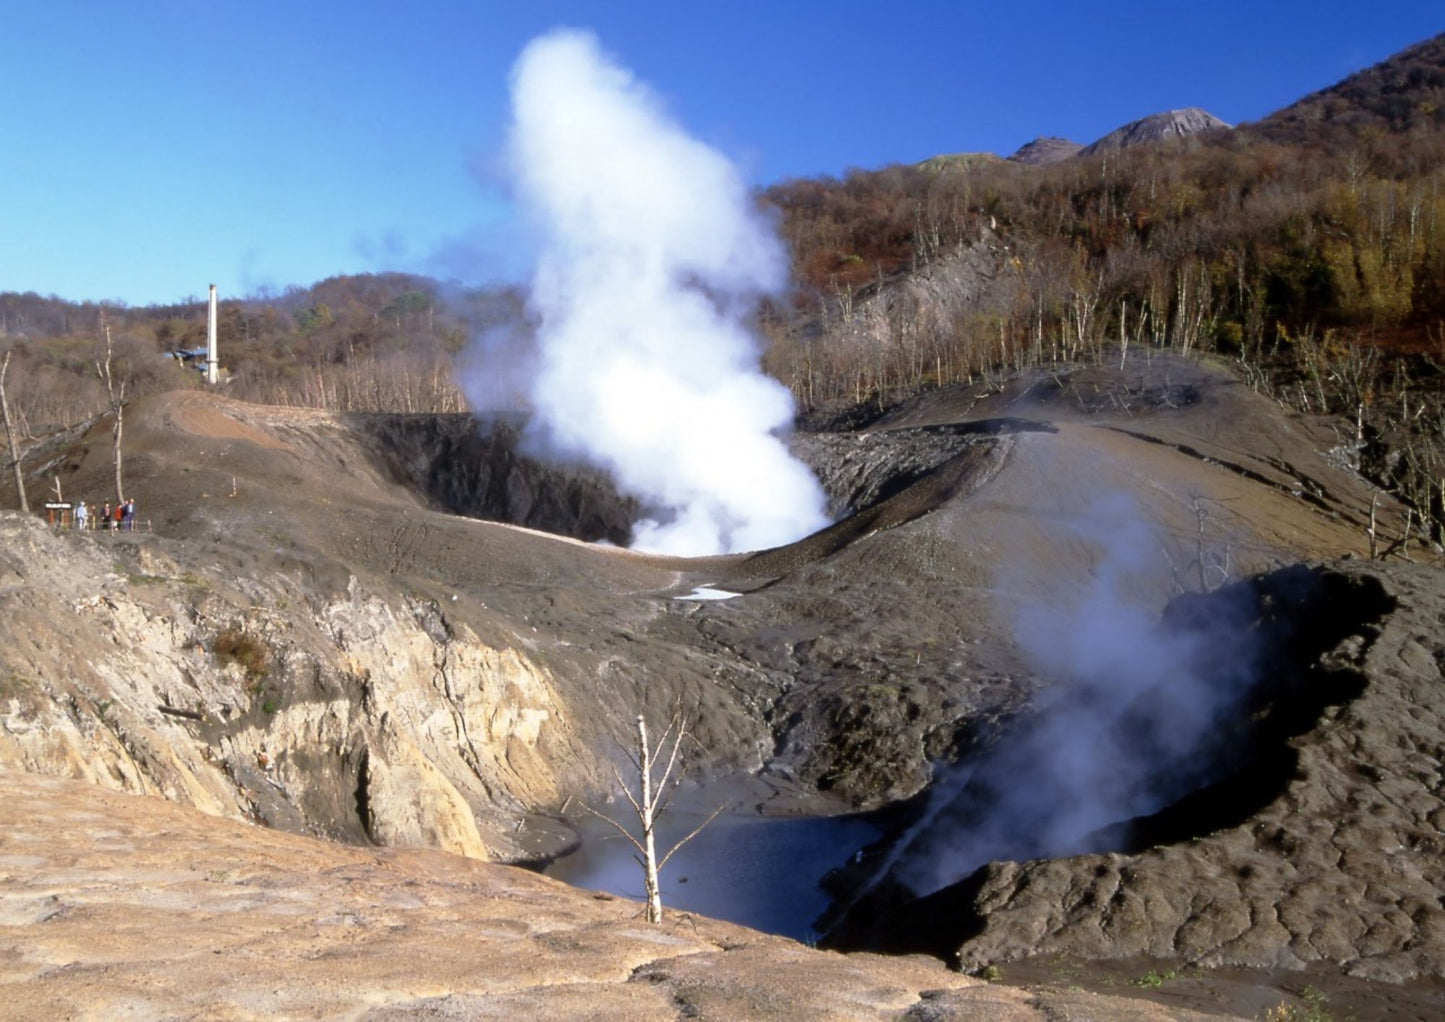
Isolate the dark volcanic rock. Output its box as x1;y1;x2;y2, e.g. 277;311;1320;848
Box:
346;412;639;543
826;561;1445;984
793;419;1051;520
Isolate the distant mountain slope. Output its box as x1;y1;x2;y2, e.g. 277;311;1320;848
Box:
1249;31;1445;143
914;151;1004;174
924;107;1229;171
1007;136;1081;165
1078;107;1232;155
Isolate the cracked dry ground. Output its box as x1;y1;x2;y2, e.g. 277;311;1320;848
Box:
0;771;1241;1021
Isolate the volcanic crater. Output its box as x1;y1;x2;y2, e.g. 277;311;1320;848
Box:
3;352;1444;1019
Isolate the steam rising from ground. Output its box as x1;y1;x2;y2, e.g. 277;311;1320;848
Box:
876;496;1260;899
476;29;828;555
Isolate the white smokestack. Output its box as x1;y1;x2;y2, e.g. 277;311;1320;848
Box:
491;29;828;556
205;284;219;385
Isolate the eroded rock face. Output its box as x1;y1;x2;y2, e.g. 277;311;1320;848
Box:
1079;107;1232;155
0;514;578;861
1007;136;1083;165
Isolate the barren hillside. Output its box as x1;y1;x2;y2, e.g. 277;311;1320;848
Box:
2;351;1443;1018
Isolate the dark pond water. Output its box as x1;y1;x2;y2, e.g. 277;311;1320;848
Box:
544;810;880;941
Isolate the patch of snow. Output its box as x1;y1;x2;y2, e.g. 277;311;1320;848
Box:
675;586;741;602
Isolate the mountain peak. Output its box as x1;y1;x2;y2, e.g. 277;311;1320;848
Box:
1080;107;1232;155
1008;136;1083;165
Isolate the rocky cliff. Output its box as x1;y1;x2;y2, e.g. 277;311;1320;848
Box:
0;512;576;861
1007;136;1082;165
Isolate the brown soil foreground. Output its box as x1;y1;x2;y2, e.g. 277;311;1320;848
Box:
0;770;1245;1021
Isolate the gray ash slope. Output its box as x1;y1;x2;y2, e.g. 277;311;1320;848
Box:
951;559;1445;984
820;560;1445;987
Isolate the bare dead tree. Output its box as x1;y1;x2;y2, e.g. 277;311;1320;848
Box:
1394;507;1416;561
96;320;126;503
1163;493;1235;594
1368;492;1381;559
0;350;28;512
582;713;726;924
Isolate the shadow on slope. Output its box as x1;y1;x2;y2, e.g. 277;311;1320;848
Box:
343;413;640;544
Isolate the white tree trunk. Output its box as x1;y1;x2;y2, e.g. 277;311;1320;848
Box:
581;711;727;926
0;351;28;513
97;323;126;503
637;716;662;924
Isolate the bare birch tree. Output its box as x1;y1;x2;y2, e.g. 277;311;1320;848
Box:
96;320;126;504
583;713;726;924
0;350;28;512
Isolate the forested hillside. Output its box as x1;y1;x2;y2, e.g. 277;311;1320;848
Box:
0;275;524;431
764;33;1445;346
758;32;1445;535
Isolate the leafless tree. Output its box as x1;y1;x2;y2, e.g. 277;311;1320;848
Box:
582;713;726;924
0;349;28;512
1368;493;1381;559
96;320;126;503
1161;492;1235;594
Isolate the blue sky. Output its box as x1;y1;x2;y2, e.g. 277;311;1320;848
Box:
2;2;1439;308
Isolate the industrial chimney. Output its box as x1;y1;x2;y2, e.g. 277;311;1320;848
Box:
205;284;219;385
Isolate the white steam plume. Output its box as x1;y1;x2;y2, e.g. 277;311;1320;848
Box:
868;495;1260;899
494;29;828;556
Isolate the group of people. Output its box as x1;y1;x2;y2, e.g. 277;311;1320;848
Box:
72;497;137;531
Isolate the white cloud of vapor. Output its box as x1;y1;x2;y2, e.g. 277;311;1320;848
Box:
483;28;828;556
861;495;1261;900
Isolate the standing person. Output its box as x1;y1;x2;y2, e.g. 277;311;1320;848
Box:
74;500;88;531
113;501;124;531
101;502;112;532
122;497;135;532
